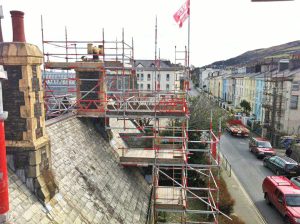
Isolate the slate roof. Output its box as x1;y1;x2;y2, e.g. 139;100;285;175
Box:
134;59;183;71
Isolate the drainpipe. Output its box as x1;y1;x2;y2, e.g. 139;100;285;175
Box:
0;66;8;220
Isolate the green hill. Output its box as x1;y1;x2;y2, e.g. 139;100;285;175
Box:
207;40;300;67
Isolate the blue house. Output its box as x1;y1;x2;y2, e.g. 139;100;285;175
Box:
254;73;265;121
222;76;227;101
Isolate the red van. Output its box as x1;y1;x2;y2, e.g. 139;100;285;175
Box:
262;176;300;223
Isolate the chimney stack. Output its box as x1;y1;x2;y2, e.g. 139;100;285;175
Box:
10;10;25;42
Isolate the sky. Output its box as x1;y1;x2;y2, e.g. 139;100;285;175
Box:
0;0;300;67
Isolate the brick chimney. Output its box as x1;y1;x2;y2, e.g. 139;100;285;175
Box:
10;10;25;42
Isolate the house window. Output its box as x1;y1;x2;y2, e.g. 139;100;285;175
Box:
147;74;151;81
166;84;170;91
157;74;160;81
137;74;139;81
147;84;151;90
140;84;143;90
292;82;300;91
166;74;170;81
290;95;299;109
141;74;144;81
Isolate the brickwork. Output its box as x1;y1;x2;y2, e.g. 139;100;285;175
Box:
2;65;26;141
75;68;106;116
7;116;151;223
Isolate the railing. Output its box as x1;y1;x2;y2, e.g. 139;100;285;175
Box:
106;93;188;116
218;151;232;177
145;186;154;224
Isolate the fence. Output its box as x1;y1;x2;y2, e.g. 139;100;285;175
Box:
218;151;232;177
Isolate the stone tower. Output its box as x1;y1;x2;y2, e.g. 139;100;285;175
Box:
0;11;57;203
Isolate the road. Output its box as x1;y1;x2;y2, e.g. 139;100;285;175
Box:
220;133;284;224
189;84;199;97
188;85;284;223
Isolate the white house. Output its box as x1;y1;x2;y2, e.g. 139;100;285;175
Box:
134;60;184;91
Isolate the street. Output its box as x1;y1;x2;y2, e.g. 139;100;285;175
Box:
189;85;285;223
220;133;284;224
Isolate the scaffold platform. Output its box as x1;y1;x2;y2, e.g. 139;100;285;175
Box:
119;149;186;166
45;61;104;70
155;187;186;211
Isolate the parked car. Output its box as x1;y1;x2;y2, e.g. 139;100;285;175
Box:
291;177;300;188
262;176;300;224
249;137;276;158
263;156;300;178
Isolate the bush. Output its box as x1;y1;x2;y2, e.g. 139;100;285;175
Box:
218;177;235;215
219;214;245;224
157;212;167;222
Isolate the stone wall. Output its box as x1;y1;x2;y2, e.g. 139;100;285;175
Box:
1;42;57;203
7;116;151;224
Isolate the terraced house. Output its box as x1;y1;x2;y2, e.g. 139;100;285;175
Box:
200;58;300;144
135;59;183;91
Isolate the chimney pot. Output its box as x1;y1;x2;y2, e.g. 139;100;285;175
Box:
10;10;26;42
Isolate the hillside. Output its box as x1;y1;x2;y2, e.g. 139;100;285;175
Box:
207;40;300;67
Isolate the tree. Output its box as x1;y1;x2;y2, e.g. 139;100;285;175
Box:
189;93;231;132
240;100;251;114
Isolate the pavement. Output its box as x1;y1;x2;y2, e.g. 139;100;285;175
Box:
221;168;267;224
191;85;281;223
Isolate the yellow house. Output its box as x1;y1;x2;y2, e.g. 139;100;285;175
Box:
234;74;245;107
243;73;258;115
208;70;222;99
215;74;223;99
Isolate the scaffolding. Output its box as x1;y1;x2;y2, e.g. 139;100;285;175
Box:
262;65;288;146
41;22;221;223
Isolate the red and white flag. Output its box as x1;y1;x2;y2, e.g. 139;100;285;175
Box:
173;0;190;28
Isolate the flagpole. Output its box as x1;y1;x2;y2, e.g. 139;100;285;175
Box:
155;16;157;92
187;0;190;90
188;0;190;69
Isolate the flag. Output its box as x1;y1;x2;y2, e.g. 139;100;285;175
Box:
173;0;190;28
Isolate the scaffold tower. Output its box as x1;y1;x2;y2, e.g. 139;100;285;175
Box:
41;22;221;223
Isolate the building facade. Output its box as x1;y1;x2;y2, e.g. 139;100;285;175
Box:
42;70;76;96
134;60;183;91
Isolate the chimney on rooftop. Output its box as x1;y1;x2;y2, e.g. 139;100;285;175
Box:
10;10;25;42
